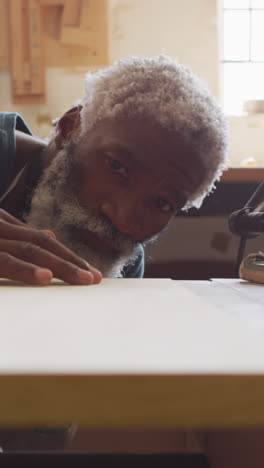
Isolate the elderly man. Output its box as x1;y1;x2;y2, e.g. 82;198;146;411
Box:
0;55;241;465
0;55;227;285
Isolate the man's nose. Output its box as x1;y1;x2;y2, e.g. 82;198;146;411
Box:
101;201;143;237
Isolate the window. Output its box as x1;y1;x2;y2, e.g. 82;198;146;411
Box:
223;0;264;114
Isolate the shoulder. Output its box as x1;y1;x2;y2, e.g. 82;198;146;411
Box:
0;112;32;198
0;112;32;136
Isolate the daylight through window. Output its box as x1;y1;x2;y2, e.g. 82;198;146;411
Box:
223;0;264;114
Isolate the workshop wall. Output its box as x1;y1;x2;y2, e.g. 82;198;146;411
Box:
1;0;263;164
0;0;262;279
0;0;220;137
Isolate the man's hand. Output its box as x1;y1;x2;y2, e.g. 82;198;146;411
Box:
0;209;102;285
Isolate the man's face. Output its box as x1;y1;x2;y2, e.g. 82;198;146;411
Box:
27;117;204;277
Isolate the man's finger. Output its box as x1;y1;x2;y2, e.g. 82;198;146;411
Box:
0;212;57;240
0;221;102;283
41;230;56;239
0;251;53;285
0;209;25;226
0;239;97;285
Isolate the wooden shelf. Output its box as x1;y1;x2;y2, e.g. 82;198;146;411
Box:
222;167;264;182
0;0;108;104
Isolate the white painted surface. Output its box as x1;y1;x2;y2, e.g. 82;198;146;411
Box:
0;278;264;374
108;0;220;98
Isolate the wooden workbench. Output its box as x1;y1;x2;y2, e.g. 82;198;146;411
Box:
0;278;264;429
222;167;264;182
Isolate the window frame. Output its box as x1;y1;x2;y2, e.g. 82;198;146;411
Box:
223;0;264;64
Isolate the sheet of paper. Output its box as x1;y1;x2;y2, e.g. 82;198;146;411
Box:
0;278;263;374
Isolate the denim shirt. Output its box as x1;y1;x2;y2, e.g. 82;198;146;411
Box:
0;112;31;199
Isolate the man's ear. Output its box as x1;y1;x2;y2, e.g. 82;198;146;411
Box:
54;105;82;149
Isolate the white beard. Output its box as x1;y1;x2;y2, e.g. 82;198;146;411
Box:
26;143;138;277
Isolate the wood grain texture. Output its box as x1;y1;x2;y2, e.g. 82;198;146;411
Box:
28;0;45;95
42;0;108;66
222;168;264;182
1;374;264;428
9;0;24;96
8;0;45;103
2;0;108;102
0;0;9;68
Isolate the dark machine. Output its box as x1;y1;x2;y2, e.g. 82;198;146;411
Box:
229;181;264;283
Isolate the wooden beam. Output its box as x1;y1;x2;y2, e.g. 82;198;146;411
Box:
60;0;106;48
28;0;45;95
61;0;80;27
79;0;91;28
8;0;45;103
0;0;9;68
9;0;25;96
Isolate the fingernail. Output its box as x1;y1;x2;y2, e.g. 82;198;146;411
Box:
34;268;53;284
91;267;102;277
42;230;56;239
91;266;101;275
76;269;93;283
82;260;91;270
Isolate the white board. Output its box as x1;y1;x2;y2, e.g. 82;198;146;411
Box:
0;278;264;374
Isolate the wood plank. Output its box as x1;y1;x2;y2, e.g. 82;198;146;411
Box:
42;0;108;66
1;374;264;428
61;0;80;27
9;0;25;95
28;0;45;95
0;279;264;428
80;0;106;29
8;0;46;103
60;26;99;47
39;0;64;5
222;167;264;182
0;0;9;68
79;0;90;28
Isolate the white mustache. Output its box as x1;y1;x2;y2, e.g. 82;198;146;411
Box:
53;196;135;255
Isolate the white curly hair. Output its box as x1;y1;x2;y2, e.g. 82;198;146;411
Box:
79;55;228;210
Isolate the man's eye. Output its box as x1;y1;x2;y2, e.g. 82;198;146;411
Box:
106;156;127;176
155;197;173;213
